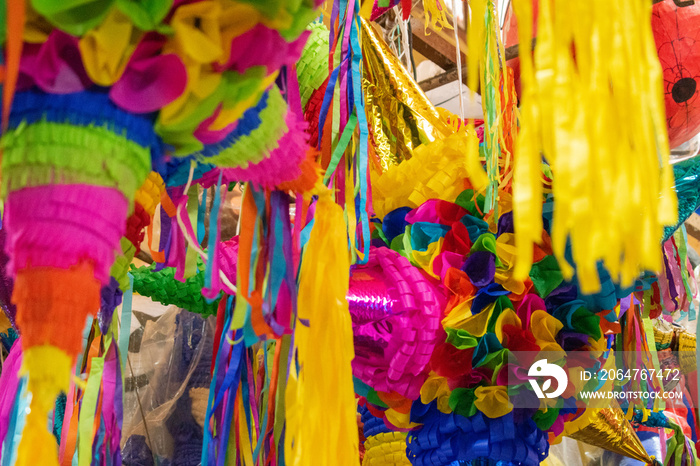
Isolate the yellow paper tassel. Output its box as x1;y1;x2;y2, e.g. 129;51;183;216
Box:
512;0;677;293
16;345;72;466
422;0;453;33
285;189;360;466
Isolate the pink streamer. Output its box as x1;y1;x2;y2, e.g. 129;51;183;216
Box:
0;338;22;447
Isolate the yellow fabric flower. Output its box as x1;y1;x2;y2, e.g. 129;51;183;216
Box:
420;374;453;414
529;310;564;353
169;1;224;64
474;386;512;418
442;301;495;337
495;308;522;342
79;8;141;86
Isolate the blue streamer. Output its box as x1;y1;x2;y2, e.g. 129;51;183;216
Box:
203;172;223;294
349;9;371;264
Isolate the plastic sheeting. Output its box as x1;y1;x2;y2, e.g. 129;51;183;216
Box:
122;306;215;466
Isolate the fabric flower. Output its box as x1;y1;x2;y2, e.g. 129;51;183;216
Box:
116;0;173;31
31;0;115;36
79;8;140;86
474;386;512;419
110;32;188;113
215;24;309;75
420;374;452;414
19;29;93;94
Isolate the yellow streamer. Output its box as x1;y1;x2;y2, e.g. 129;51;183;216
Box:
512;0;677;293
16;345;72;466
285;188;360;466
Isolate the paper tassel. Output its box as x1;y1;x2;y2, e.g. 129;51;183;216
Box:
285;189;360;466
564;403;656;464
422;0;453;32
15;345;72;466
360;18;451;172
512;0;678;293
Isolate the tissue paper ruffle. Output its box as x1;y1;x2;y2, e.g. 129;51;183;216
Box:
1;121;151;201
373;132;488;219
13;263;101;354
406;402;549;466
193;86;288;168
197;107;309;188
5;184;128;284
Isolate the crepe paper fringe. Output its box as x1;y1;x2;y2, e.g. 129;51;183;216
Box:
111;238;137;292
302;79;327;148
511;0;677;293
130;261;220;317
373;132;488;219
7;89;162;155
155;67;272;156
276;148;322;194
134;171;165;217
194;92;269;159
125;204;150;253
297;22;331;108
13;263;101;355
664;158;700;242
198;108;309;189
195;88;288;169
162;156;216;188
1;121;151;201
5;184;128;284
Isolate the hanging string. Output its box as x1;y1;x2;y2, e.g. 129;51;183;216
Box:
452;0;465;120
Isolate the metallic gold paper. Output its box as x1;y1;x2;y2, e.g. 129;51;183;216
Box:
360;18;451;171
565;403;655;464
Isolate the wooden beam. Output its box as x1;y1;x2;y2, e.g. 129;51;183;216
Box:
418;38;536;92
409;15;465;71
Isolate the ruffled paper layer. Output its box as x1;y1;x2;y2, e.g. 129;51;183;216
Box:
351;247;443;399
297;22;330;107
5;184;128;284
13;263;101;355
112;238;137;291
8;89;161;152
363;432;411;466
373;132;488;219
406;402;549;466
197;108;309;188
1;121;151;201
130;260;220;317
192;86;288;168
